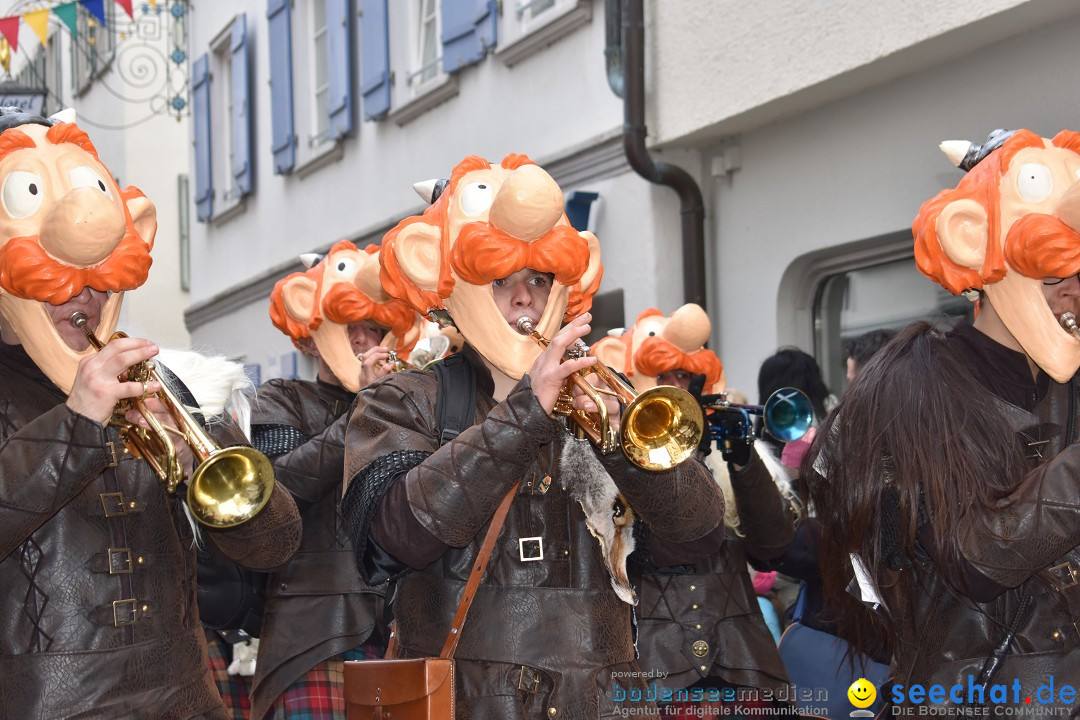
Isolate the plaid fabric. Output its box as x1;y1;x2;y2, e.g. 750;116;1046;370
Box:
268;643;384;720
206;631;253;720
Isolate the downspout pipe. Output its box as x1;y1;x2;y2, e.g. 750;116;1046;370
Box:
619;0;707;310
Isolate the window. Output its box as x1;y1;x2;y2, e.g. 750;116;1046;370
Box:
812;256;972;394
386;0;459;125
309;0;331;146
193;14;252;222
496;0;590;66
211;32;236;205
411;0;440;89
268;0;353;175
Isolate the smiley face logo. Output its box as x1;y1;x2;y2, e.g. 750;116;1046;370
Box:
848;678;877;709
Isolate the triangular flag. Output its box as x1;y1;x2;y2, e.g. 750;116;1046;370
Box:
79;0;107;27
54;2;79;37
115;0;133;19
0;16;19;54
22;9;49;47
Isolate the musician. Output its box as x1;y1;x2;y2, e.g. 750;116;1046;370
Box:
808;129;1080;707
0;109;301;719
602;304;796;712
342;154;724;719
246;241;420;720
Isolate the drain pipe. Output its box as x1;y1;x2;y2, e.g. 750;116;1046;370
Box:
616;0;707;310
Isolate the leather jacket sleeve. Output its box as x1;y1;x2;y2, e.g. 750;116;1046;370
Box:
346;371;560;553
0;404;112;560
728;450;796;561
957;440;1080;590
200;409;303;571
272;412;348;510
599;446;723;544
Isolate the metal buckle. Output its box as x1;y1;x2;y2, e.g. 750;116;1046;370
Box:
105;441;119;468
107;548;133;575
99;492;127;517
517;665;541;694
518;537;544;562
1048;562;1078;591
112;598;138;627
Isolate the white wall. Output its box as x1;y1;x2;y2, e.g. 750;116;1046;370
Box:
706;12;1080;394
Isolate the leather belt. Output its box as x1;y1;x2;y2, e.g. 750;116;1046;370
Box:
88;598;152;627
86;548;151;574
99;491;144;517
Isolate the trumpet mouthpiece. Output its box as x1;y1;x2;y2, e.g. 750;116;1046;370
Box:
69;311;89;328
1061;312;1080;337
515;316;535;334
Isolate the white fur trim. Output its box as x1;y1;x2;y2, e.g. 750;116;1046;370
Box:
156;348;252;420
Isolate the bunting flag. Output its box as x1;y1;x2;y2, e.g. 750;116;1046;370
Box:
0;15;18;54
53;3;80;38
22;9;50;47
79;0;107;27
115;0;133;19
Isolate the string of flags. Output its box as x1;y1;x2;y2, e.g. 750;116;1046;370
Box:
0;0;149;56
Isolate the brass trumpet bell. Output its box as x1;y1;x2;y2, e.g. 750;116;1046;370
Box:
69;312;276;529
516;316;703;471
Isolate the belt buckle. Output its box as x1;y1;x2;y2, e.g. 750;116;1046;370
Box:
518;537;544;562
99;492;127;517
1048;561;1078;590
108;547;133;575
105;441;119;468
517;665;541;694
112;598;138;627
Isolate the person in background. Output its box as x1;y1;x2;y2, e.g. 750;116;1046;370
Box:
844;328;897;383
245;241;422;720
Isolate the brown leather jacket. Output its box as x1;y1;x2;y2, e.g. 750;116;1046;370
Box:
248;378;384;720
879;325;1080;706
0;344;302;720
634;452;794;694
343;349;725;720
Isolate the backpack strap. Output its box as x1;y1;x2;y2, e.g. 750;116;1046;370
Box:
432;353;476;446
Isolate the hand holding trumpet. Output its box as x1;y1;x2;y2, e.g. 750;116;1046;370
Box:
526;313;604;418
357;345;394;387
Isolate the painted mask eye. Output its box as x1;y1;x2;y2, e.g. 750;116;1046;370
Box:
333;257;357;278
1016;162;1053;203
2;170;45;218
69;166;114;200
459;182;494;217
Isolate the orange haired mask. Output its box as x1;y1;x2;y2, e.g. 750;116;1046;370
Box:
380;154;603;380
270;241;421;392
0;111;157;393
913;129;1080;381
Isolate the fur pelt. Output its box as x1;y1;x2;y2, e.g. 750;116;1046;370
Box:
559;439;637;605
156;348;253;435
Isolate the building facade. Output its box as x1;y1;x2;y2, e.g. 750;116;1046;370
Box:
185;0;1080;394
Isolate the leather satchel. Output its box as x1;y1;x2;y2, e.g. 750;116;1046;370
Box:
344;481;519;720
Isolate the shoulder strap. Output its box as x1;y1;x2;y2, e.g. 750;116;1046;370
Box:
432;353;476;446
439;480;519;659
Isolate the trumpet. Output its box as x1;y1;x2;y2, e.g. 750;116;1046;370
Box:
701;387;814;445
1061;312;1080;341
70;312;276;528
516;316;703;471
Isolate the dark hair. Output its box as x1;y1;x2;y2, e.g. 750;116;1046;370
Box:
757;347;831;419
843;328;898;371
0;106;53;135
805;322;1027;660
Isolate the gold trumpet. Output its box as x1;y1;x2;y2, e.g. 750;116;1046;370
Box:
1061;312;1080;341
516;316;703;471
70;312;276;528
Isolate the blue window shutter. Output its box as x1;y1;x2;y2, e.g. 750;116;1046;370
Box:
326;0;354;138
230;13;254;196
267;0;295;174
441;0;496;74
565;191;600;232
192;52;213;222
360;0;390;120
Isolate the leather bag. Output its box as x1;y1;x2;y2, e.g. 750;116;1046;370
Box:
344;481;519;720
